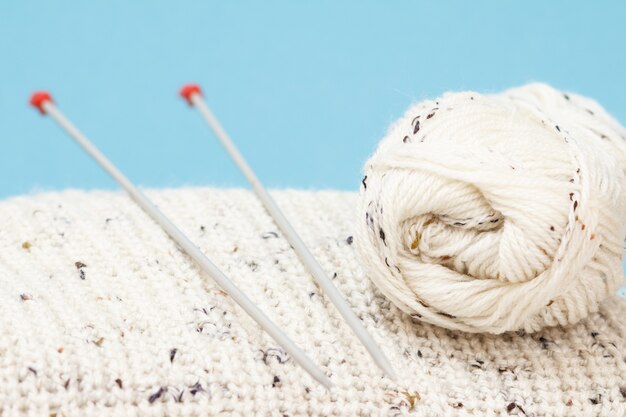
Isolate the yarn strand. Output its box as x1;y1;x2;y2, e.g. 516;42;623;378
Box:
356;83;626;333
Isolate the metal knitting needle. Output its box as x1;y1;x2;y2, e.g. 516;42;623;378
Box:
29;91;332;389
179;84;396;380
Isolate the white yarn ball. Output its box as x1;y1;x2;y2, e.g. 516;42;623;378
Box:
356;83;626;333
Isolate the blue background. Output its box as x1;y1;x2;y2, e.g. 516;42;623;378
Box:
1;1;625;295
1;1;625;198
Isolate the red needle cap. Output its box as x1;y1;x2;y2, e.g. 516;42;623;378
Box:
30;91;53;114
179;84;203;106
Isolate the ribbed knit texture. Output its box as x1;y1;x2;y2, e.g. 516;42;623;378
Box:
1;188;625;416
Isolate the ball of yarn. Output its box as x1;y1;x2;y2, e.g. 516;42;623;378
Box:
356;83;626;333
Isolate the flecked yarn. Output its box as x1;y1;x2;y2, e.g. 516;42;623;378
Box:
1;188;625;416
356;83;626;334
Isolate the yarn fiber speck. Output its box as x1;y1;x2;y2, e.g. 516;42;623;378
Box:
356;83;626;334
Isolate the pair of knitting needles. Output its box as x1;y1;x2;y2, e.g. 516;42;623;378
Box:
29;86;395;388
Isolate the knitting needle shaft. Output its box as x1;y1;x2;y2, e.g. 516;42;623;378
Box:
180;85;396;380
29;92;332;389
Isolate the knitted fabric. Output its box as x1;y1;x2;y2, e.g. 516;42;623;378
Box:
356;83;626;334
1;188;625;416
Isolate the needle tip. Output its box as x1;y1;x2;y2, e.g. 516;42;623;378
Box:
375;353;398;382
383;364;398;382
308;367;333;390
29;91;53;115
319;375;334;390
179;84;202;106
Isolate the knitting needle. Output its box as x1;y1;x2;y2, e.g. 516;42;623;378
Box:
29;91;332;389
179;84;397;380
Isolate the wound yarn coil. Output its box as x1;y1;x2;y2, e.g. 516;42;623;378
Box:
356;83;626;333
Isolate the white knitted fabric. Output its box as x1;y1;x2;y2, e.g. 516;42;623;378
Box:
356;83;626;334
1;188;625;416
